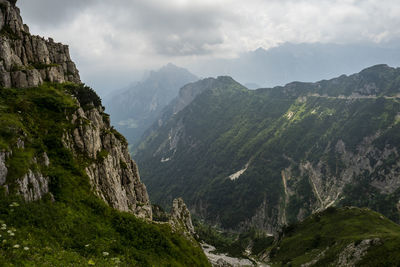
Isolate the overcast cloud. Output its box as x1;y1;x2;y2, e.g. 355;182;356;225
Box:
18;0;400;94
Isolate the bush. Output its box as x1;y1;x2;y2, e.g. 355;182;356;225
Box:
65;84;102;109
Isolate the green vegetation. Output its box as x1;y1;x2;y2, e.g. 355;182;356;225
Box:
135;66;400;231
64;83;102;110
29;63;60;70
0;83;209;266
267;207;400;266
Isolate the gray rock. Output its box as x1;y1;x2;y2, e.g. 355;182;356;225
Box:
42;152;50;167
0;152;8;185
170;197;195;236
17;169;49;202
336;238;381;266
65;105;152;220
0;2;80;88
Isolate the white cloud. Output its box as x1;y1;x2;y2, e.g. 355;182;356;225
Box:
17;0;400;93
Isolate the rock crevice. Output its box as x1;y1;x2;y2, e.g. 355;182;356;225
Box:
65;105;152;219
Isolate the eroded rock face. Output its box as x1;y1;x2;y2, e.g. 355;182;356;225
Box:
0;0;80;88
0;0;152;221
336;238;381;266
0;151;8;185
169;198;195;236
17;169;49;202
64;105;152;220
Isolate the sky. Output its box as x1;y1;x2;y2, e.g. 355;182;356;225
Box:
18;0;400;95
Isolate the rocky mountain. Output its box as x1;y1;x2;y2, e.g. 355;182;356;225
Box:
135;64;400;234
0;0;80;88
104;63;198;146
0;1;209;265
191;43;400;88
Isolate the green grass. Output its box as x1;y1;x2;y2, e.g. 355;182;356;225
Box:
0;83;210;266
267;207;400;266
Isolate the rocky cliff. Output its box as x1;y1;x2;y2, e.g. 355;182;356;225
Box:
0;2;211;265
0;0;151;220
0;0;80;88
63;103;152;219
169;198;196;237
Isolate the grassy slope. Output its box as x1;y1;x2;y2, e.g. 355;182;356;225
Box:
0;83;209;266
268;207;400;266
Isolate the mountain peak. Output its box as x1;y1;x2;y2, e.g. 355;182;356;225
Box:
0;0;80;88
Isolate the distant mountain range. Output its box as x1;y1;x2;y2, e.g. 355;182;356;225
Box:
190;43;400;88
134;64;400;233
104;63;198;146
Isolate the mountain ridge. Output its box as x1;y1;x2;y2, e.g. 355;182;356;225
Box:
105;63;198;146
135;64;400;234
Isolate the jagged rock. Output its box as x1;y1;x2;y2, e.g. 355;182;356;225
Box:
42;152;49;167
214;258;233;267
169;198;195;236
17;169;49;202
5;0;17;7
0;0;151;222
0;151;8;185
336;238;381;266
65;105;152;220
0;1;80;88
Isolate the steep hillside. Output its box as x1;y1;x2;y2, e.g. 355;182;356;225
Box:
263;207;400;266
0;1;209;265
105;64;198;146
135;65;400;233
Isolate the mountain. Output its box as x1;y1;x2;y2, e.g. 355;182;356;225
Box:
190;43;400;88
196;207;400;266
134;64;400;234
104;63;198;146
0;1;209;265
262;207;400;266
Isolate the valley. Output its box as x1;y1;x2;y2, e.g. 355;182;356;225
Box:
135;65;400;234
1;0;400;266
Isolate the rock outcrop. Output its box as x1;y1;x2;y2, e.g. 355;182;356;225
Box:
17;169;49;202
64;104;152;219
0;0;151;220
169;198;195;236
0;149;50;201
336;238;381;266
0;151;8;185
0;0;80;88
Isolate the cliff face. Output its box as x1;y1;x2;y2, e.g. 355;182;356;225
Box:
63;104;152;219
169;198;196;237
0;0;151;220
0;0;80;88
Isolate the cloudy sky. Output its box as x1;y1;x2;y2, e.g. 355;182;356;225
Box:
18;0;400;95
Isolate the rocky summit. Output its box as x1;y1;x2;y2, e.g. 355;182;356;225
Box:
0;0;80;88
